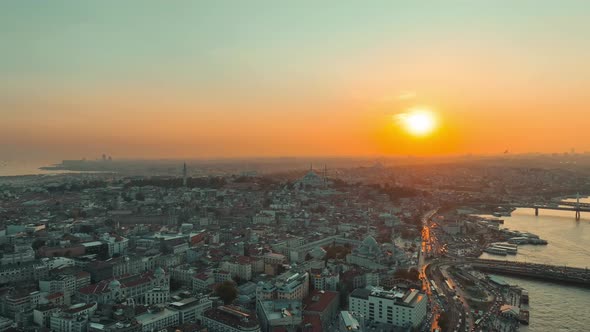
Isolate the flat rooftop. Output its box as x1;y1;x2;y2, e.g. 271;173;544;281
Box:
203;306;259;329
136;308;178;325
259;299;302;321
351;287;425;308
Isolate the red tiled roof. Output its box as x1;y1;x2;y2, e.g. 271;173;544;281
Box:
302;315;322;332
236;256;255;264
194;273;209;281
191;233;207;246
64;302;95;314
77;271;158;295
303;290;338;313
47;292;64;300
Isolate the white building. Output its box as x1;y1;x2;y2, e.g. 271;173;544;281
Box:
253;211;276;225
76;267;169;305
144;288;170;305
135;307;179;332
220;256;254;281
50;303;97;332
170;265;196;288
310;268;339;291
100;233;129;257
348;287;427;328
0;244;35;265
39;272;90;305
256;271;309;301
338;311;362;332
168;296;213;324
34;305;61;328
192;272;214;293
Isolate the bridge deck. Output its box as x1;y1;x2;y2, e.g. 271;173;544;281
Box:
467;258;590;287
512;205;590;212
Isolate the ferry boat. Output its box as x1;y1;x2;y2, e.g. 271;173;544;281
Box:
507;237;529;245
519;310;530;325
483;247;508;256
492;242;518;249
519;288;530;325
529;238;548;245
520;290;529;305
490;245;517;254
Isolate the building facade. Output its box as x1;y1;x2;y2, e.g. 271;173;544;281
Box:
349;287;427;328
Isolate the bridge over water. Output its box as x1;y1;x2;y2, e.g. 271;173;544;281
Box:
465;258;590;287
511;195;589;220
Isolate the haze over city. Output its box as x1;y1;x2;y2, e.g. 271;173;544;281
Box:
2;3;590;332
3;1;590;161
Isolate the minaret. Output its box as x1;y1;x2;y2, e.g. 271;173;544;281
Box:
182;162;187;187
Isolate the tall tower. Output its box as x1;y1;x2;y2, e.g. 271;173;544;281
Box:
182;162;187;187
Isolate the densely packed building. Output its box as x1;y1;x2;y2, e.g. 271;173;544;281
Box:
1;163;490;331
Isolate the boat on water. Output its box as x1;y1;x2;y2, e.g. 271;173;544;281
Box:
507;236;548;245
528;238;548;245
490;245;517;254
483;247;508;256
520;290;529;305
491;242;518;249
507;237;529;245
519;310;530;325
493;211;512;217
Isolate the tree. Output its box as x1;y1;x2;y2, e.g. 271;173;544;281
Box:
104;218;115;227
170;279;183;291
215;281;238;304
135;192;145;201
394;268;420;282
32;239;46;251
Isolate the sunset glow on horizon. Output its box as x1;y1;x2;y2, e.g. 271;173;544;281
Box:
396;109;438;137
2;1;590;161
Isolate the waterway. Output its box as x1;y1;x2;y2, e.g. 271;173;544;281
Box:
0;160;98;177
479;203;590;331
0;160;63;176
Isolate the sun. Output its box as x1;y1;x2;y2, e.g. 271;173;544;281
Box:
400;109;437;136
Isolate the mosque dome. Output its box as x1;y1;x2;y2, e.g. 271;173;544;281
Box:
155;267;165;276
109;280;121;290
356;235;380;256
362;235;379;247
237;295;250;303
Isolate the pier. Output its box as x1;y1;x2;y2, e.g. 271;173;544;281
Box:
466;258;590;287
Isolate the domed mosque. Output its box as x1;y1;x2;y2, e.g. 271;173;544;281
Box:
296;164;328;188
108;279;123;302
346;235;391;269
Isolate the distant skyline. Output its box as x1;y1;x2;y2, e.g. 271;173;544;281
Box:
2;1;590;160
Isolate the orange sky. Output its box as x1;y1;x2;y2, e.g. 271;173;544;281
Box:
2;2;590;160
